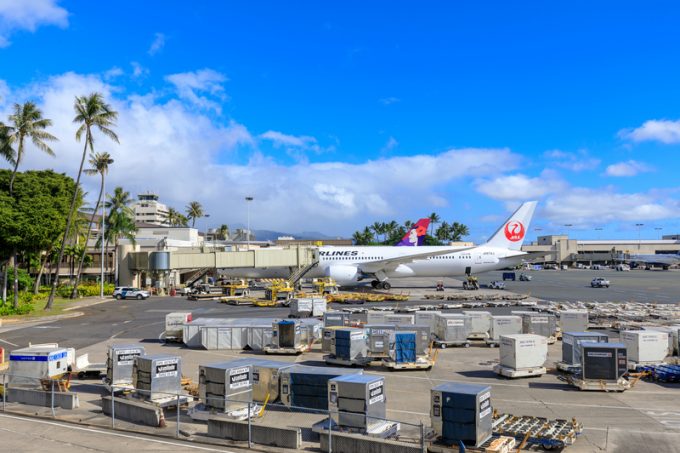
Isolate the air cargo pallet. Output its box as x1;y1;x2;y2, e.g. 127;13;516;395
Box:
555;361;581;373
129;393;191;409
322;354;377;367
382;358;433;371
263;345;309;355
568;376;630;392
188;402;261;421
493;413;582;449
427;436;516;453
102;379;135;394
433;340;470;349
224;297;256;306
493;365;546;379
312;418;400;439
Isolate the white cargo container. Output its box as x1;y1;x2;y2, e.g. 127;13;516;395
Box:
643;326;678;356
367;311;392;325
289;298;313;317
384;314;415;325
621;330;669;365
463;311;491;339
312;298;327;317
9;346;69;386
559;310;588;333
165;312;192;341
414;311;441;330
499;334;547;370
487;316;522;345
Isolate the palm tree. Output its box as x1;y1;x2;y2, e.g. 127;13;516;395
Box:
449;222;470;242
70;152;113;298
436;221;452;244
217;224;230;240
2;102;57;308
186;201;204;228
46;93;118;310
371;222;385;242
167;207;180;226
428;212;440;237
104;187;136;285
403;220;413;230
0;123;15;165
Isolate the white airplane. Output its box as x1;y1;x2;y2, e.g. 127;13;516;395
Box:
221;201;537;289
617;253;680;270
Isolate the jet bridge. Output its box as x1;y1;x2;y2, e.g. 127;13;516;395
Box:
121;246;318;288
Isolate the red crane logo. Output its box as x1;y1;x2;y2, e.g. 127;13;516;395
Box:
504;221;525;242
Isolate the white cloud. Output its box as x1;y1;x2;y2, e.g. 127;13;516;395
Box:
148;32;165;55
381;136;398;153
165;69;228;113
379;97;400;105
605;160;654;177
0;71;522;235
0;0;68;47
544;149;600;172
131;62;149;79
475;170;567;201
260;130;318;149
619;119;680;144
543;188;676;225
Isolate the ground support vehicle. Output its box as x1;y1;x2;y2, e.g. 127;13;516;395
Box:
590;278;610;288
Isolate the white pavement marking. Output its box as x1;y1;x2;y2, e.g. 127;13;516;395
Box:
0;413;236;452
32;326;61;329
0;337;18;346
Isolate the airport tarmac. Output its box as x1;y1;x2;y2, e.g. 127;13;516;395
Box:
1;272;679;453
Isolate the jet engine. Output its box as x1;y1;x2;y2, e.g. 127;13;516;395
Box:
325;265;361;285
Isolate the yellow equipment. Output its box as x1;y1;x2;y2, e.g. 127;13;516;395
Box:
313;278;339;295
264;281;295;303
221;279;251;297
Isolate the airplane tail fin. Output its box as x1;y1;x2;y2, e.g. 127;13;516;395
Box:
395;218;430;246
485;201;537;251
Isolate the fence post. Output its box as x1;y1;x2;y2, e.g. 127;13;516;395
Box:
176;393;180;438
328;411;332;453
420;420;425;453
247;402;252;448
111;384;115;429
50;379;55;417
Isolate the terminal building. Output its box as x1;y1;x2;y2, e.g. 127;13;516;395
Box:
522;235;680;267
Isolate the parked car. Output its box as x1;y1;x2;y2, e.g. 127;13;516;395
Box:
615;264;631;271
590;277;610;288
113;287;150;300
489;281;506;290
519;273;532;281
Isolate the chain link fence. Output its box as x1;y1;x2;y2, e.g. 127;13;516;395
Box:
0;372;428;452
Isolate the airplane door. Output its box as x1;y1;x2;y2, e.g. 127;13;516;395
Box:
474;254;483;265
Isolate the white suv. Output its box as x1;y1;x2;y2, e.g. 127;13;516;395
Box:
113;287;150;300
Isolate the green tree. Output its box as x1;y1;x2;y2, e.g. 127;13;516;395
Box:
167;207;180;226
71;152;114;298
0;170;76;307
449;222;470;242
428;212;440;237
436;221;451;244
47;93;118;310
186;201;204;228
104;187;136;285
0;102;57;307
217;224;230;240
371;222;386;242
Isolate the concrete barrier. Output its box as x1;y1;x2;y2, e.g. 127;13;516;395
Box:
6;388;79;410
207;417;302;449
320;430;423;453
101;396;163;427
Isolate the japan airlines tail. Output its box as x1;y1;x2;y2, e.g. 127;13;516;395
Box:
484;201;537;251
395;218;430;246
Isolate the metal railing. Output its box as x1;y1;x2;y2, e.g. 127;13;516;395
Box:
0;372;428;452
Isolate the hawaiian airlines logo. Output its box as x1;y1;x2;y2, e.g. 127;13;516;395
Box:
504;221;525;242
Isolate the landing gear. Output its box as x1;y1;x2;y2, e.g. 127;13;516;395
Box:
381;281;391;290
371;280;380;289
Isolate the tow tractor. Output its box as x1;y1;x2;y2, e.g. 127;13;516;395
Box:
462;276;480;290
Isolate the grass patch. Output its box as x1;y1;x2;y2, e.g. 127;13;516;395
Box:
0;296;105;321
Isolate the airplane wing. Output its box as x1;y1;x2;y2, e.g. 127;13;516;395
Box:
359;247;476;273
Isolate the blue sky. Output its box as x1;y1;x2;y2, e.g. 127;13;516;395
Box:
1;1;679;241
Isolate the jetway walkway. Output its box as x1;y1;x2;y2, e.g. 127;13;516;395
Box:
126;246;318;274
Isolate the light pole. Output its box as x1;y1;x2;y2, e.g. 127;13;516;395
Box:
245;197;253;250
635;223;644;250
100;157;114;298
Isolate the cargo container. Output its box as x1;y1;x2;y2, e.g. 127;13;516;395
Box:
414;311;441;330
621;330;669;365
329;374;386;431
499;334;547;370
9;346;70;386
367;311;392;325
133;354;181;401
324;311;351;327
389;331;417;363
106;344;145;386
462;311;491;339
579;342;627;382
165;312;192;341
271;320;303;349
434;314;471;347
562;332;608;366
431;382;493;447
643;326;679;357
384;314;415;325
331;327;367;361
512;311;556;339
365;324;396;357
289;298;326;318
396;324;431;356
487;316;522;345
199;361;251;411
322;326;345;353
201;325;249;350
280;365;362;410
559;310;588;333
